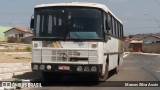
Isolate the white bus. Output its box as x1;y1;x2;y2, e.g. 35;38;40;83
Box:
30;2;124;81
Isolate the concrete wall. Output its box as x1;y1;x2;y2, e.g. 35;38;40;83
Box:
124;41;160;53
25;33;33;38
124;41;132;52
0;63;31;80
142;43;160;54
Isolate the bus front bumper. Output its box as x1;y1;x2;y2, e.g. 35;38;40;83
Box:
31;63;101;73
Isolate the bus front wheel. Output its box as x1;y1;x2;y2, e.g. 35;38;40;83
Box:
98;64;109;82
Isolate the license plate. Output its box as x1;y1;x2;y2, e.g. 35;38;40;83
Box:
58;66;70;70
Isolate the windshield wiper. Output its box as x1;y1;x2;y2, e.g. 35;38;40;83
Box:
65;22;83;41
70;32;83;42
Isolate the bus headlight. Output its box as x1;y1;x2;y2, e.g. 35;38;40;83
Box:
39;65;45;70
91;66;97;72
84;66;90;72
77;66;83;72
33;65;38;70
47;65;52;70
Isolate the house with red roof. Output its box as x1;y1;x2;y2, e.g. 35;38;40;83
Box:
141;35;160;43
125;34;160;52
130;34;160;43
4;27;33;42
124;36;132;42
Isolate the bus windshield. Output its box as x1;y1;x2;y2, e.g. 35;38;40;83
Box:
34;7;103;40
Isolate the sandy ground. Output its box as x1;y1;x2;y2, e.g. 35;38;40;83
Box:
0;53;31;63
0;43;32;63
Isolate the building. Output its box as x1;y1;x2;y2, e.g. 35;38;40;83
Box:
4;27;33;41
0;26;13;41
141;35;160;43
130;40;143;52
124;36;132;42
127;34;160;52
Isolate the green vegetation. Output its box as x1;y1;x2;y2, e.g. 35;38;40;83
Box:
25;46;32;52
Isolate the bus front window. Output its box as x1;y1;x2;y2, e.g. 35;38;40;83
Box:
66;8;103;39
35;8;66;38
34;7;103;40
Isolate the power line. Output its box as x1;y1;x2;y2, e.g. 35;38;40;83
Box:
119;17;160;22
153;0;160;6
125;26;160;29
121;18;158;22
144;14;160;28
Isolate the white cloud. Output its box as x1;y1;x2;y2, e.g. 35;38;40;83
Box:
108;0;127;3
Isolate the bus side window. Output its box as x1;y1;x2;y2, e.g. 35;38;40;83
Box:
121;25;124;39
114;20;117;36
117;22;120;38
112;17;115;35
116;21;119;37
119;24;122;38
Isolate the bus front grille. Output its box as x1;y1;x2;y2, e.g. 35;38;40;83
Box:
41;49;97;62
51;50;88;61
32;49;98;63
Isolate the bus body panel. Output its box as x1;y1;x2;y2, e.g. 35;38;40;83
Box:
32;41;99;64
31;2;124;80
103;36;123;71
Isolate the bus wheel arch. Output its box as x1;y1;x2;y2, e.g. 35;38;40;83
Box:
114;54;120;74
106;55;109;65
98;55;109;81
118;54;120;65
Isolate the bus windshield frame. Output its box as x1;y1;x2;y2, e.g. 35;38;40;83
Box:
33;7;104;41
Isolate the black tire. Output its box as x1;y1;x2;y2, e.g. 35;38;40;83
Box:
115;55;120;74
42;72;61;82
114;66;119;75
98;64;109;82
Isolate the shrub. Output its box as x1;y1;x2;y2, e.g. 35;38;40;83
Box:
25;46;32;52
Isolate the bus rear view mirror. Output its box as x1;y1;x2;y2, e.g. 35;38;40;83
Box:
30;15;34;30
105;20;111;30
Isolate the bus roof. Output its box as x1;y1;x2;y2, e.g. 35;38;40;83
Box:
35;2;122;23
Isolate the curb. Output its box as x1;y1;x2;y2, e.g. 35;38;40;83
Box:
123;52;130;58
140;53;160;56
129;52;160;56
0;77;42;90
0;63;31;80
0;71;31;81
123;52;160;56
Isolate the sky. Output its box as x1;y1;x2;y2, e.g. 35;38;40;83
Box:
0;0;160;35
